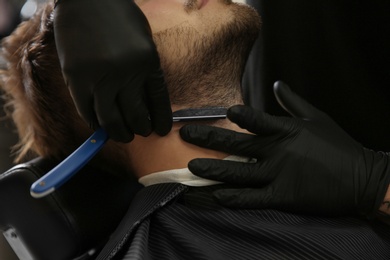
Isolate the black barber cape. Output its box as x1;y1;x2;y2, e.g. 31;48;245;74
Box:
96;183;390;260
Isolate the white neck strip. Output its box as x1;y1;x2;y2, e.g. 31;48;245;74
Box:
138;155;255;187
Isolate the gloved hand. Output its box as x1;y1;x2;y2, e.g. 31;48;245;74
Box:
54;0;172;142
180;81;390;217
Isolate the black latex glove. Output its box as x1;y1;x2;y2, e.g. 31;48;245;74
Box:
180;81;390;217
54;0;172;142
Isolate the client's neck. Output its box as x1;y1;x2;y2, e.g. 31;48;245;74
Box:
126;107;245;179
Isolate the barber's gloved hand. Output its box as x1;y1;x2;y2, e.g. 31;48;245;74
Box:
180;81;390;217
54;0;172;142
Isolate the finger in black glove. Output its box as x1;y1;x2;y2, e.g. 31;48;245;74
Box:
54;0;172;142
180;81;390;217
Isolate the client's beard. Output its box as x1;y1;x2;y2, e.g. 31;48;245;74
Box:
153;3;261;107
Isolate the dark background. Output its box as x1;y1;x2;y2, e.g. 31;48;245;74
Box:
243;0;390;152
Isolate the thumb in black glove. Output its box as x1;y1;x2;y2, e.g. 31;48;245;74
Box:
180;81;390;217
54;0;172;142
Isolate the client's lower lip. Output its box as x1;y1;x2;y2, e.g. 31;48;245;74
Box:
199;0;209;9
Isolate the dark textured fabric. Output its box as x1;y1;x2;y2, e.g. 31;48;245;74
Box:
96;183;187;260
97;184;390;260
243;0;390;152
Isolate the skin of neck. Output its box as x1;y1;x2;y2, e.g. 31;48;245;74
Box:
125;103;247;179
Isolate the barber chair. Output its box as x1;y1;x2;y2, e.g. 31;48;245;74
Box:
0;157;142;260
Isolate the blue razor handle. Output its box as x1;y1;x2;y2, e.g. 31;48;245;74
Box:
30;128;108;198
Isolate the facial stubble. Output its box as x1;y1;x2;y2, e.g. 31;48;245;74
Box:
153;3;261;107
